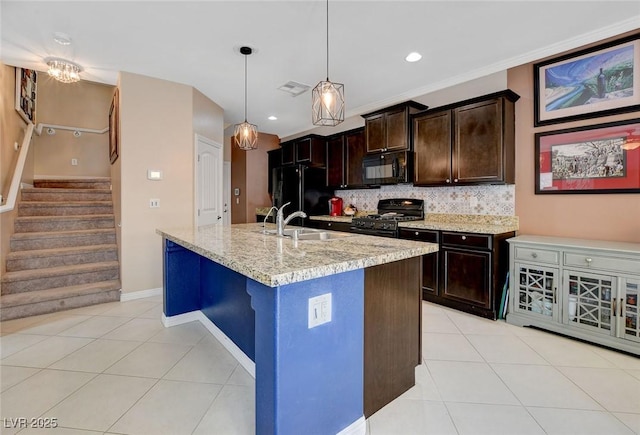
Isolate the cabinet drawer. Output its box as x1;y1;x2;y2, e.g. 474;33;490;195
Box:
514;246;559;265
564;252;640;275
441;232;490;250
398;229;439;243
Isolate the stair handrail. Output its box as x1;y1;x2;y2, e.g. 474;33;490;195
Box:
35;123;108;136
1;122;35;214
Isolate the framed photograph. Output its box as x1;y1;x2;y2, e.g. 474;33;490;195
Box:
15;68;37;124
109;88;119;164
535;118;640;194
534;34;640;126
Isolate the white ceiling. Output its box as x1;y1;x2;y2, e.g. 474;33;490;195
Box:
2;1;639;139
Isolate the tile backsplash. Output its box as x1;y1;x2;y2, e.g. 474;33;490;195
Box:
336;184;515;216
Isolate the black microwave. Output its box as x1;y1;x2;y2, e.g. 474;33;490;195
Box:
362;151;413;185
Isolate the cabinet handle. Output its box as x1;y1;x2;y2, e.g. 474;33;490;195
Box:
415;232;419;236
585;257;593;265
446;179;451;183
531;252;538;259
461;235;467;240
553;287;557;304
328;223;332;227
613;299;617;317
454;178;459;183
620;298;624;317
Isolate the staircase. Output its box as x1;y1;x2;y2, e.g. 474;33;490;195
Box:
1;178;121;321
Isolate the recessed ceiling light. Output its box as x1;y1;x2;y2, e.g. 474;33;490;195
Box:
405;52;422;62
53;32;72;46
268;116;278;121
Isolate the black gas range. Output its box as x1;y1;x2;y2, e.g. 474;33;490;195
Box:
350;198;424;238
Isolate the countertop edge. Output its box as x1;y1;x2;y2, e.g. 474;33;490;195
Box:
157;226;438;287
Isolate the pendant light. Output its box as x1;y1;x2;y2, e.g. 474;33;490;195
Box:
312;0;344;126
234;46;258;150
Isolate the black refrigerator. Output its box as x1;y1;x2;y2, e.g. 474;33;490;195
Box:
272;165;332;226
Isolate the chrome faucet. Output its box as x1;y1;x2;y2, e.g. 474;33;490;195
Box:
263;206;278;231
276;202;307;237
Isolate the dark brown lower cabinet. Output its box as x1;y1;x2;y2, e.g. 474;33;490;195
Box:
399;229;514;320
364;256;421;417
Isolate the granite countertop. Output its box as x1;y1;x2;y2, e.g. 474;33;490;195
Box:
399;214;519;235
309;213;519;235
157;223;438;287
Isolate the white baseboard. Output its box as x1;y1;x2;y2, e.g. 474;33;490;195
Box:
162;310;256;378
120;288;162;301
337;416;366;435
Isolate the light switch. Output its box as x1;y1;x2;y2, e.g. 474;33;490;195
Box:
147;169;163;180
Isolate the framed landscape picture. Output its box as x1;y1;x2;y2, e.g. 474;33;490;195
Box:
15;68;37;124
534;34;640;126
535;118;640;194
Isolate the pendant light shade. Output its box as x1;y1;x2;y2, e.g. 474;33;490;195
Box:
234;46;258;150
312;80;344;126
312;0;344;126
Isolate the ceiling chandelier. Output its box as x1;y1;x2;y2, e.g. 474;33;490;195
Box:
233;46;258;151
46;57;82;83
312;0;344;126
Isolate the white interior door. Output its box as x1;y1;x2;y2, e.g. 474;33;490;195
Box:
195;134;223;227
223;161;231;225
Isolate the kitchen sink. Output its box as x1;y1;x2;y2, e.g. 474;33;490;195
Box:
258;227;352;240
291;230;352;241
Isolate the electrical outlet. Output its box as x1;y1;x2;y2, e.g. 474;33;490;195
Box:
308;293;332;328
149;199;160;208
71;158;78;166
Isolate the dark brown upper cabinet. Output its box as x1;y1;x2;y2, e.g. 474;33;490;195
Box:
326;128;367;189
279;135;326;167
362;101;427;153
412;90;519;186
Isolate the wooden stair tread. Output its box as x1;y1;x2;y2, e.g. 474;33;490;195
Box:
11;228;115;240
2;261;120;282
20;201;113;206
0;281;121;307
6;244;117;260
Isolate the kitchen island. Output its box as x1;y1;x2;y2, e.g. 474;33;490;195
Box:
157;223;438;435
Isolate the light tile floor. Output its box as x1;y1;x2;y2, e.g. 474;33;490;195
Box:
1;298;639;434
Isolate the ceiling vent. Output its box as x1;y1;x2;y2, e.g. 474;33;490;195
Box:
278;81;311;97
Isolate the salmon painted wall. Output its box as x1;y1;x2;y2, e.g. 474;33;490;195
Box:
509;32;640;243
231;132;280;223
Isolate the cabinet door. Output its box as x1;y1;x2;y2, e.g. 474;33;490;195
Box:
326;135;345;188
398;229;439;298
413;111;452;185
564;269;616;337
453;98;503;184
621;277;640;342
365;113;386;153
267;149;281;195
441;247;491;309
345;129;366;187
385;107;408;151
512;262;560;322
281;142;295;165
296;137;312;162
